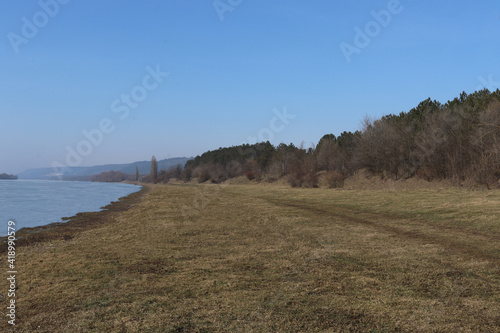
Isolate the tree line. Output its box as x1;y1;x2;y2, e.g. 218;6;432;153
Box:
146;89;500;188
0;173;18;180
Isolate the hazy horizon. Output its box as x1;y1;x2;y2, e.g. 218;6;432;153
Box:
2;1;499;174
14;156;192;176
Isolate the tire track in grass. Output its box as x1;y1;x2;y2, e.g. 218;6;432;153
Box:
233;192;500;265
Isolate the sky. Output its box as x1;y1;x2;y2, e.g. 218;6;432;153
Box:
1;0;499;174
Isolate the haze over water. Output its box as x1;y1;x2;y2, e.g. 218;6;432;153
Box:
0;180;141;236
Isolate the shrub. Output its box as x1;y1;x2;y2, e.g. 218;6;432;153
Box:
193;164;227;183
301;172;318;188
198;173;211;183
325;171;345;188
226;160;243;178
157;165;183;183
207;164;227;183
193;166;210;183
245;171;255;180
287;148;318;188
91;171;129;182
180;166;193;181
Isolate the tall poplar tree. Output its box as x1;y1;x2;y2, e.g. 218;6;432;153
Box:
151;156;158;181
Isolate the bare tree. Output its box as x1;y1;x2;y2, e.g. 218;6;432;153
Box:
151;156;158;181
471;101;500;188
413;109;461;180
135;166;139;181
287;148;318;187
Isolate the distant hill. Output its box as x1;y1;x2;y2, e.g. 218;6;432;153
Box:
18;157;191;180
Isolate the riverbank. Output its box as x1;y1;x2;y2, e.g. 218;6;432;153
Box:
3;183;500;332
0;185;149;252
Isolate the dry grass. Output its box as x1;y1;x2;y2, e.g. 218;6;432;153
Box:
2;183;500;332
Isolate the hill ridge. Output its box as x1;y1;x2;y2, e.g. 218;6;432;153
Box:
18;157;191;180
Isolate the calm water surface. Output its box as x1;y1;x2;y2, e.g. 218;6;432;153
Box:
0;180;141;236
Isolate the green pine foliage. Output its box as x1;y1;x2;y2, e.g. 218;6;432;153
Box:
168;89;500;188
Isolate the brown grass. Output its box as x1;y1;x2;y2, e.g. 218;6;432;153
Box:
2;183;500;332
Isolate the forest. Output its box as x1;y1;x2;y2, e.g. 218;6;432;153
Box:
151;90;500;189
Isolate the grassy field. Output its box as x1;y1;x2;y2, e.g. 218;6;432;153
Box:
2;183;500;332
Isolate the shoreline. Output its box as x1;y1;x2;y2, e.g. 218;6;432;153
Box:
0;184;150;252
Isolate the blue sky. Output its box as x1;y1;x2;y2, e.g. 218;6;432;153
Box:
1;0;499;174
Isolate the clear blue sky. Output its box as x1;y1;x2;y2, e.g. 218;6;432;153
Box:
1;0;499;174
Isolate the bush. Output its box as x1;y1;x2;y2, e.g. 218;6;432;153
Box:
208;164;227;183
198;173;211;183
193;164;227;183
180;166;193;181
287;148;318;188
192;166;210;183
245;171;255;180
301;172;318;188
157;165;183;183
226;161;243;178
325;171;345;188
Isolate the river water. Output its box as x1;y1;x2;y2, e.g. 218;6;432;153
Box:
0;180;141;236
